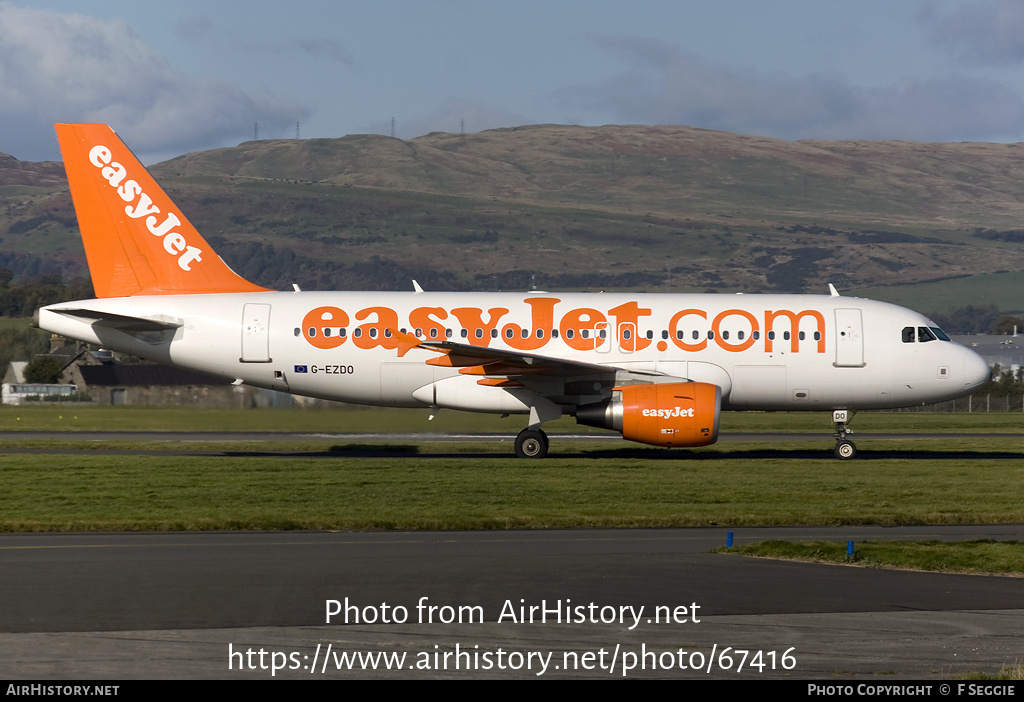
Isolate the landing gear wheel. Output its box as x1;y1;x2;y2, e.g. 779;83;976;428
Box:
834;440;857;460
831;409;857;460
515;428;549;459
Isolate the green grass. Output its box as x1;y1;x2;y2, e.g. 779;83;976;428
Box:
954;663;1024;680
718;540;1024;576
0;408;1021;532
853;271;1024;314
0;436;1022;531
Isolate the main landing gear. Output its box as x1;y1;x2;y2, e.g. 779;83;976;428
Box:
832;409;856;459
515;428;549;459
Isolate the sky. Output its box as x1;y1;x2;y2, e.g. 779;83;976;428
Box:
4;0;1024;163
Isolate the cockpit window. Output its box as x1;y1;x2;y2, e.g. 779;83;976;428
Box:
903;325;951;343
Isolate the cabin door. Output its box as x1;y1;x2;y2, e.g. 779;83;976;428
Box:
241;303;272;363
834;308;864;368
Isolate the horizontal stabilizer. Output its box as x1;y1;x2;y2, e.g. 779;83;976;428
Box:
53;308;182;332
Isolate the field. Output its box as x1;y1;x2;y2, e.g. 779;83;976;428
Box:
0;406;1021;532
853;270;1024;315
718;540;1024;577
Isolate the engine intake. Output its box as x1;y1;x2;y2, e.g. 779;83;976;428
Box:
576;382;721;447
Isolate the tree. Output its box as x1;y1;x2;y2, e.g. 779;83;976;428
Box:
23;356;63;384
992;315;1024;335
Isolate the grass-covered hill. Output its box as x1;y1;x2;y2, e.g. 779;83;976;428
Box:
3;124;1024;312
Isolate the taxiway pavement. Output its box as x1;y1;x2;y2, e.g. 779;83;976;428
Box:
1;526;1021;679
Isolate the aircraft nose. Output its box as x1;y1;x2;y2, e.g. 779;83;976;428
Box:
963;347;991;393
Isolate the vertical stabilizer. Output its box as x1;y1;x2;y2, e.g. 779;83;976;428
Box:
55;123;270;297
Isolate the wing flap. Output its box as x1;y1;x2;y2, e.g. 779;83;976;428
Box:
391;329;612;377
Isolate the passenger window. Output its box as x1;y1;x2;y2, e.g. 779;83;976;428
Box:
902;327;915;343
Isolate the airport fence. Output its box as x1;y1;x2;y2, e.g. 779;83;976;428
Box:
910;394;1024;412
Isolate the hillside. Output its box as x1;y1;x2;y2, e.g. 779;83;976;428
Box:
2;124;1024;310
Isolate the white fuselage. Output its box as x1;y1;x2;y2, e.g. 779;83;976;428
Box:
38;291;991;416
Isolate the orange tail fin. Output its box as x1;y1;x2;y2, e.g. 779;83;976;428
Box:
55;123;270;297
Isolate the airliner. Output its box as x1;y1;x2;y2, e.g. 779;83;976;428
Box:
36;124;991;459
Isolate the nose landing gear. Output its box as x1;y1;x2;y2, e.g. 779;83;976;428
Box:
832;409;857;459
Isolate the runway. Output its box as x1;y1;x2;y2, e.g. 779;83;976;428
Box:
2;430;1022;443
1;526;1021;679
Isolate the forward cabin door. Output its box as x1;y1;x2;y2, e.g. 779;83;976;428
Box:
834;308;864;368
241;303;272;363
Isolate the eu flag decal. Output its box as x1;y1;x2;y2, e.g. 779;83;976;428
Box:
294;365;308;373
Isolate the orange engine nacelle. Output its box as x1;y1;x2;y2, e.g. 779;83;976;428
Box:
575;382;721;447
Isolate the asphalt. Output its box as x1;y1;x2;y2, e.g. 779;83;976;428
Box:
1;526;1021;679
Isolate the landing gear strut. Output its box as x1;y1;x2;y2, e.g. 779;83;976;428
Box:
832;409;857;459
515;428;549;459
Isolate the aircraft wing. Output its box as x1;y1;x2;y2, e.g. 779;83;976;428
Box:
392;330;670;387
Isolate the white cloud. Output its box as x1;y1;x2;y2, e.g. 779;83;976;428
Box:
567;36;1024;142
0;4;308;161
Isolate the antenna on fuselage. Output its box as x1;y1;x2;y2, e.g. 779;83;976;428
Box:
828;283;840;297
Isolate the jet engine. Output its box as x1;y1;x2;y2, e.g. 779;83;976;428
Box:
575;382;721;447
